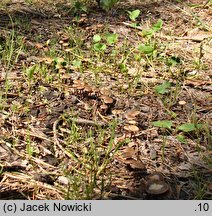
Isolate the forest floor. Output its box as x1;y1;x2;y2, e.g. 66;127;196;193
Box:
0;0;211;200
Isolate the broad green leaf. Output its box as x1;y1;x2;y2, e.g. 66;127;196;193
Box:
93;34;101;42
26;65;37;80
178;123;196;132
94;43;107;51
54;57;66;69
142;29;154;37
177;135;187;144
72;60;81;68
138;44;154;55
119;63;127;72
152;19;163;32
128;9;140;21
155;81;171;94
151;120;172;129
178;123;203;132
166;56;181;67
105;33;119;45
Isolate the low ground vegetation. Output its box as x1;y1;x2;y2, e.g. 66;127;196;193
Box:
0;0;211;199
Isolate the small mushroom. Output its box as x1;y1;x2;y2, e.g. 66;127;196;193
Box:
124;125;139;132
100;95;113;104
58;68;66;74
128;120;137;125
121;147;136;159
179;100;186;105
72;80;85;90
145;180;169;195
57;176;69;185
124;110;140;120
65;48;72;53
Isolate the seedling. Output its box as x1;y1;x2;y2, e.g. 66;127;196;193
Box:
128;9;140;22
93;34;101;43
99;0;119;11
105;33;119;45
178;123;203;133
142;19;163;38
25;65;37;81
72;59;82;68
93;33;119;52
152;120;172;130
72;1;87;14
154;81;172;95
138;44;155;56
152;120;172;161
177;134;188;144
166;56;182;67
53;57;67;70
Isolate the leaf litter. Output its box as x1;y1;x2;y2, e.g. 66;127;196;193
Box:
0;0;211;199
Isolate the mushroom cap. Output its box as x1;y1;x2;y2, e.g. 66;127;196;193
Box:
72;80;85;90
124;110;140;120
124;125;139;132
145;180;169;195
179;100;186;105
100;95;113;104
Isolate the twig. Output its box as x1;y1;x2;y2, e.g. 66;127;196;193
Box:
69;117;107;127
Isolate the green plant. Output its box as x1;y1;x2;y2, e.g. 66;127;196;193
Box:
177;134;188;144
141;19;163;38
152;120;172;160
59;116;124;199
93;32;119;52
72;1;87;14
98;0;119;11
105;32;119;45
128;9;140;22
138;44;155;56
192;170;208;199
178;123;203;133
155;81;172;95
152;120;173;130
